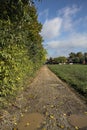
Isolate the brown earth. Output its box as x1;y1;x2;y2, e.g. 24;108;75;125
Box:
0;66;87;130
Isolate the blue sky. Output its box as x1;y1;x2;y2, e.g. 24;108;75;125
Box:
34;0;87;57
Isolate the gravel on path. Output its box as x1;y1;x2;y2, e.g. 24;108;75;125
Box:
0;66;87;130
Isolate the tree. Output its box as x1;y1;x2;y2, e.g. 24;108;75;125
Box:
68;52;87;64
73;57;80;63
84;52;87;64
69;52;76;59
54;56;67;64
68;52;76;63
76;52;83;58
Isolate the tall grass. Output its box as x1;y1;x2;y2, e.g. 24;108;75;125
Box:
48;64;87;98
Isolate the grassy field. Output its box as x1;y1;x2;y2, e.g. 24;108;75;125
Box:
48;64;87;98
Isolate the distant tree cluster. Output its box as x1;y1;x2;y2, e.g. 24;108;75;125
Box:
68;52;87;64
46;56;67;64
46;52;87;64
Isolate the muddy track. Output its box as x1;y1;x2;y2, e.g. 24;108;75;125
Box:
0;66;87;130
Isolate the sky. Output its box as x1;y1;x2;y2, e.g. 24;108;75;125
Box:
34;0;87;58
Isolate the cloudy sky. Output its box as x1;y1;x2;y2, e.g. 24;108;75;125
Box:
35;0;87;57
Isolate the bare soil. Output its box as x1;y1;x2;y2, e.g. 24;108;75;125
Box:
0;66;87;130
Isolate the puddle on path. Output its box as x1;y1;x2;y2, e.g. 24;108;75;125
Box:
17;113;44;130
69;114;87;129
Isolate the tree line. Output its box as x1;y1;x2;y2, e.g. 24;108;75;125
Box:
0;0;46;97
46;52;87;64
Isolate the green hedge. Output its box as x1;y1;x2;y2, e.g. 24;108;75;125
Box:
0;0;46;98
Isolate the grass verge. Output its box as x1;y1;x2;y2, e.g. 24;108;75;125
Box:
48;64;87;99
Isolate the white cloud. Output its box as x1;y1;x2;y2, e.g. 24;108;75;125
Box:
58;5;81;31
39;9;49;19
40;5;87;57
58;5;80;17
41;17;62;40
46;33;87;57
41;5;81;40
47;33;87;49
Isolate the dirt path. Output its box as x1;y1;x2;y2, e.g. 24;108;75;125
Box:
1;66;87;130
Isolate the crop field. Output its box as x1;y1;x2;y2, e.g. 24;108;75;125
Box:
48;64;87;98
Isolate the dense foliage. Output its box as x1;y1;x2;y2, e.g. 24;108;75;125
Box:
47;52;87;64
48;65;87;98
0;0;46;98
46;56;67;64
68;52;87;64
